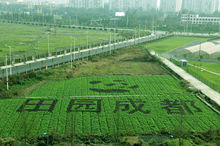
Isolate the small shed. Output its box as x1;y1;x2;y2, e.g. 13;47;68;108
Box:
180;59;188;66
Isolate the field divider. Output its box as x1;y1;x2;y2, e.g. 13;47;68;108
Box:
27;93;182;98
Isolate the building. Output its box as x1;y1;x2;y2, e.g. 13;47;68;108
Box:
109;0;158;11
182;0;219;14
109;0;132;11
69;0;104;9
135;0;158;11
181;14;220;24
160;0;182;12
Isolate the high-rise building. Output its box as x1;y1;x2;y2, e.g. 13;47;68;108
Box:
139;0;158;10
109;0;158;11
69;0;104;9
160;0;182;12
109;0;131;11
182;0;219;13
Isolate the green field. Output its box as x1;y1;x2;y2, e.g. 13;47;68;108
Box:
146;36;210;54
189;61;220;74
0;23;122;61
182;61;220;92
0;75;219;137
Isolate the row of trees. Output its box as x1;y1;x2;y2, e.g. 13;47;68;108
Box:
1;3;220;33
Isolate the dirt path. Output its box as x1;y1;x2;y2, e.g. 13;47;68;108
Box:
22;80;48;96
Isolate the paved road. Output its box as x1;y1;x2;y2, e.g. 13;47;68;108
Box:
149;51;220;105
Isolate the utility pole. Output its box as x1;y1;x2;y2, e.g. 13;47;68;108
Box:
6;45;12;75
114;28;116;43
114;28;116;49
139;24;140;38
74;38;76;61
152;17;154;34
190;23;193;33
110;32;112;54
70;41;73;69
219;23;220;34
126;14;129;27
5;56;9;90
183;23;185;33
186;22;188;33
87;31;89;49
134;27;137;45
199;42;201;61
48;33;50;56
9;46;12;75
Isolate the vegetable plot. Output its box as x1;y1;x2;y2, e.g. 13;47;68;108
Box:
0;75;219;137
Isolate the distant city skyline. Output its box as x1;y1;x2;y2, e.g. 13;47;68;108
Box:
3;0;220;14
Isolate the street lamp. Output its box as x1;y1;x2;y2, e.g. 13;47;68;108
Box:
8;46;12;75
70;36;73;69
74;38;76;62
5;45;12;75
5;55;9;91
70;36;76;69
87;31;89;49
47;32;50;57
109;31;112;54
139;24;140;38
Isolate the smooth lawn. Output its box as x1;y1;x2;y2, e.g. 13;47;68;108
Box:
189;61;220;74
183;64;220;92
146;36;210;54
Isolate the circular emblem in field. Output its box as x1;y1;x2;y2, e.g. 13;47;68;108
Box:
89;80;139;93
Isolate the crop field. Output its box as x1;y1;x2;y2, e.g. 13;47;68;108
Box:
0;23;122;62
0;75;219;137
146;36;210;54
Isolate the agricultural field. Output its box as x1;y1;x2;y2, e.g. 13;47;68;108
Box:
146;36;210;54
0;23;122;63
0;75;219;137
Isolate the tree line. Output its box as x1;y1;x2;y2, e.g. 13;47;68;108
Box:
1;3;220;33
